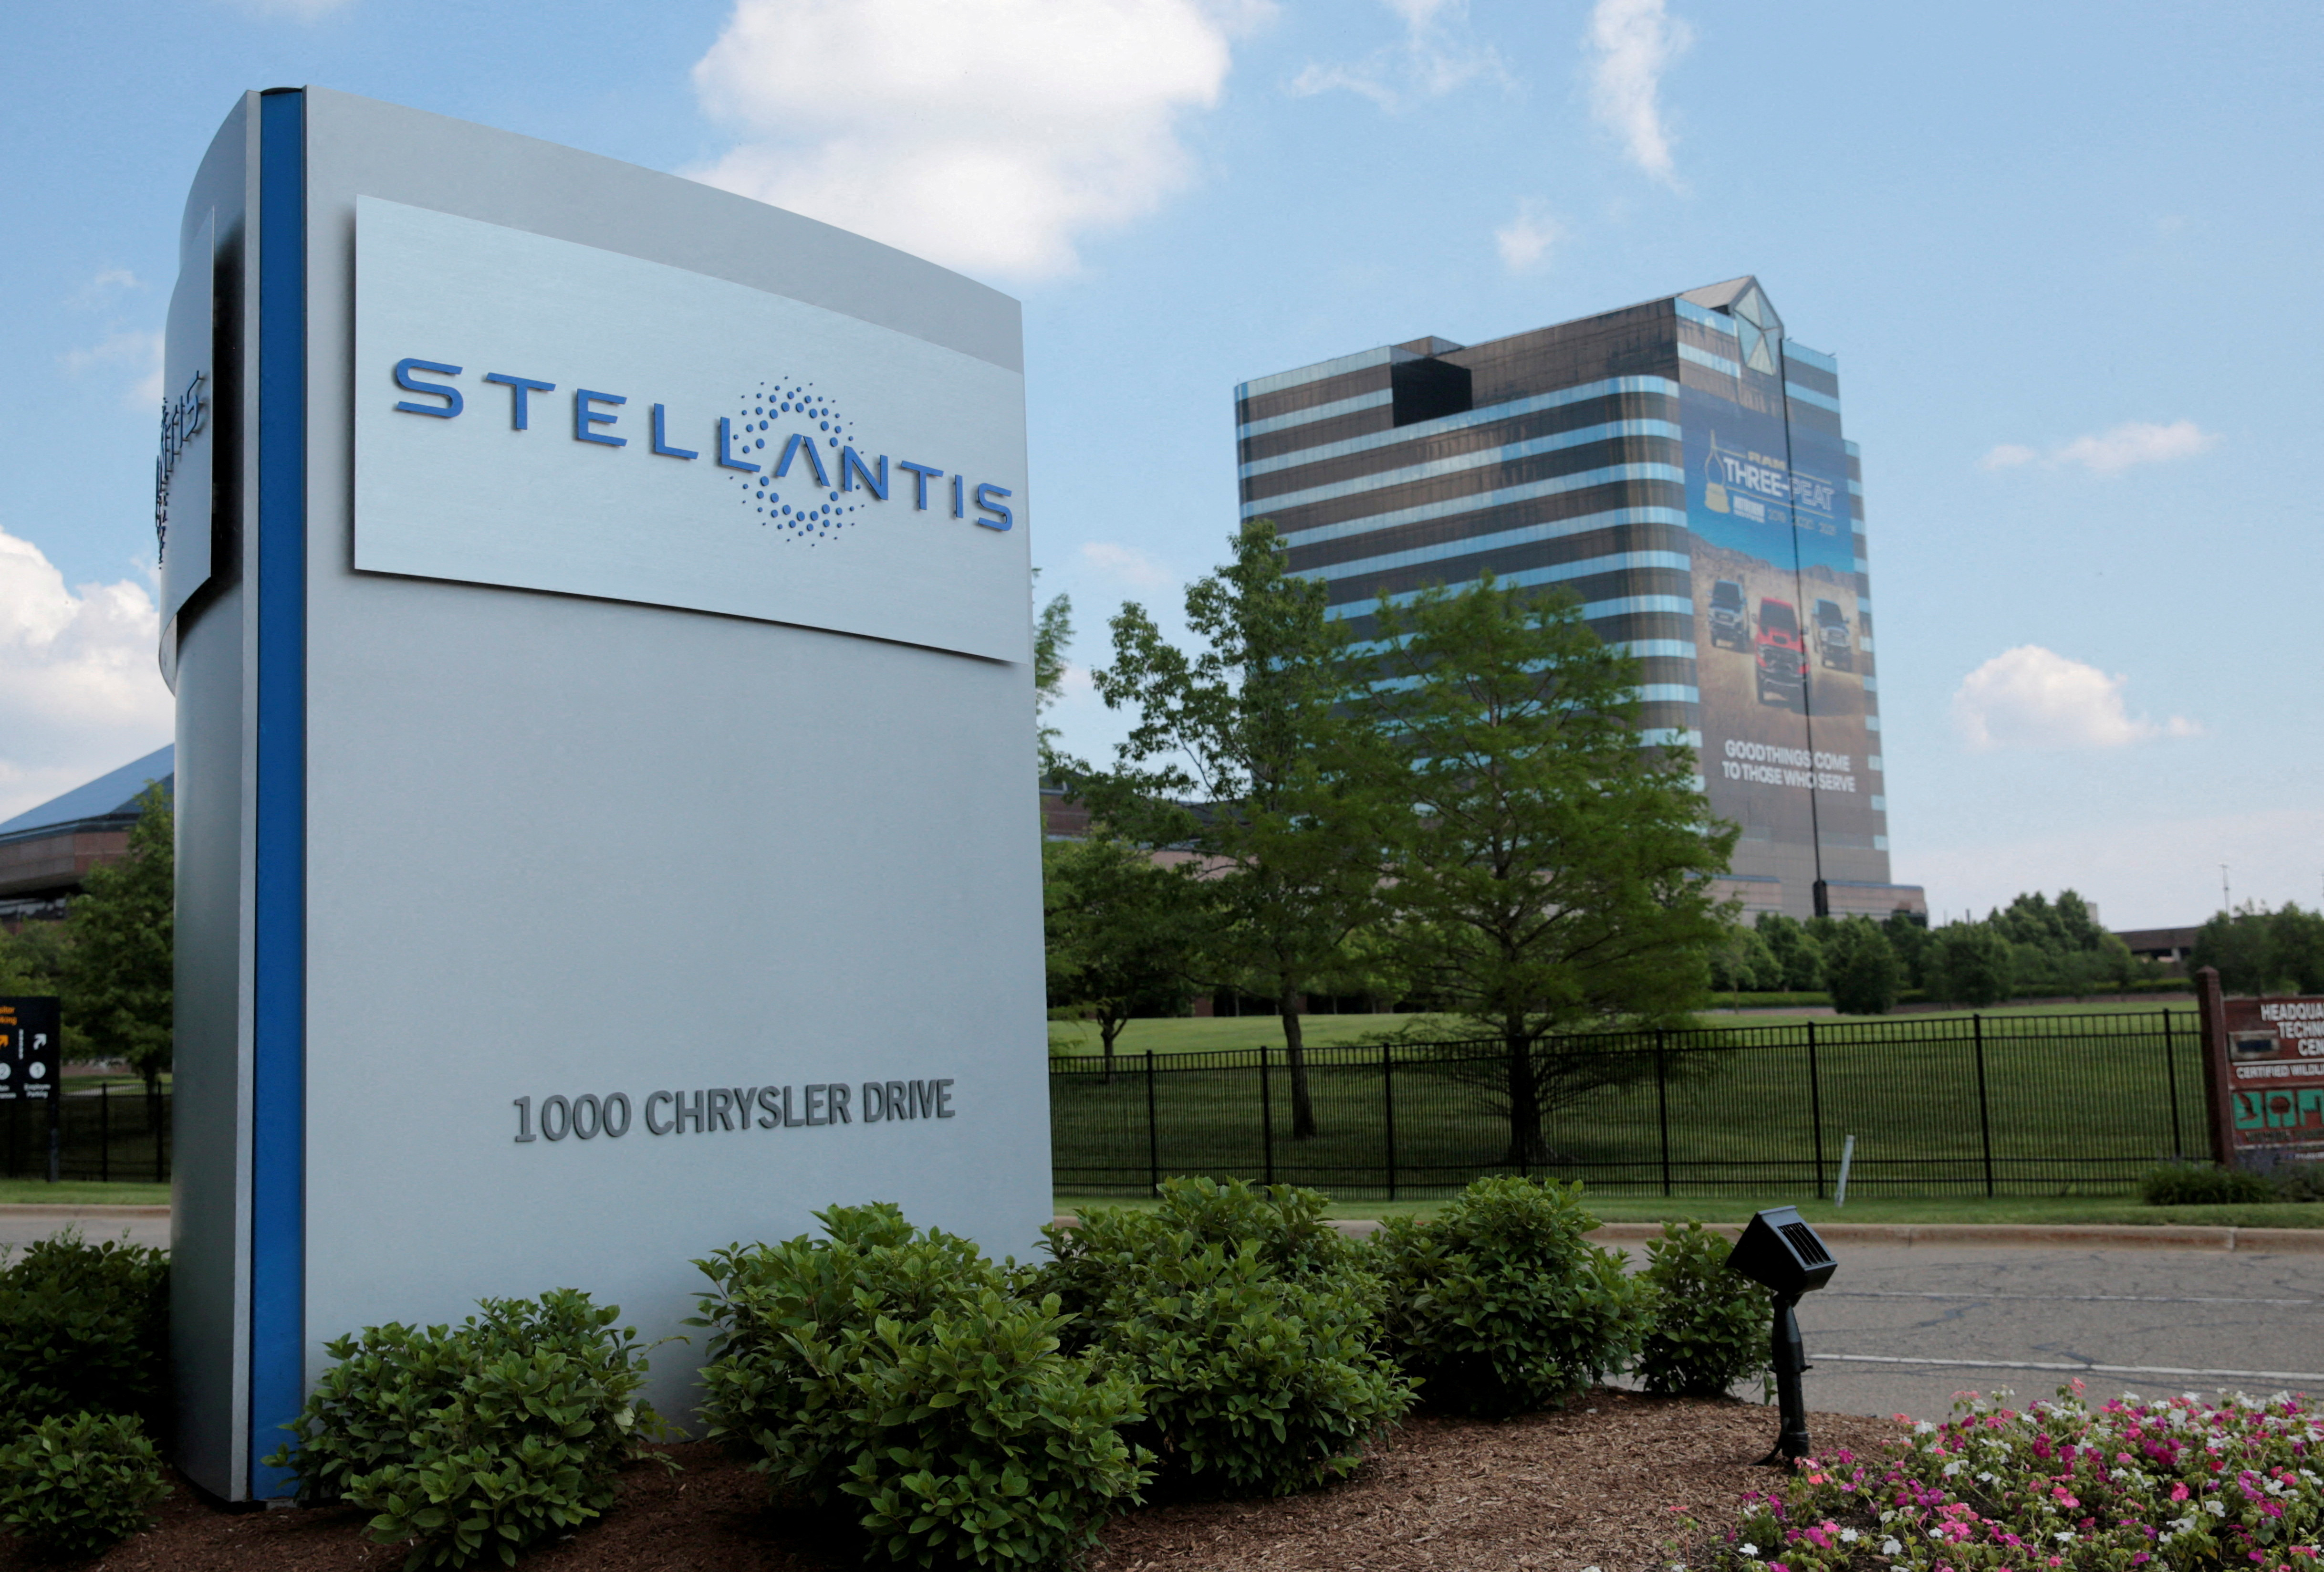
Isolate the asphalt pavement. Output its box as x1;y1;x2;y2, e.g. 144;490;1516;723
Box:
0;1207;169;1251
1787;1243;2324;1423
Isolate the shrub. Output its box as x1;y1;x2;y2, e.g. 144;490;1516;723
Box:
695;1204;1148;1570
1370;1176;1642;1417
1633;1221;1770;1398
265;1289;664;1570
1036;1180;1410;1496
0;1232;170;1432
2139;1160;2273;1206
1040;1177;1358;1338
0;1411;170;1558
1083;1238;1411;1496
1717;1383;2323;1571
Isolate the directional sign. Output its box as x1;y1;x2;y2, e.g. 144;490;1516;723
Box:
0;997;60;1106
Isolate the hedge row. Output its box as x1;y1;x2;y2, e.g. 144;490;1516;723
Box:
268;1177;1771;1571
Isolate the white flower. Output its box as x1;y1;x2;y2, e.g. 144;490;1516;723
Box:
1914;1420;1937;1434
1840;1528;1859;1543
1737;1545;1759;1559
1942;1459;1965;1476
1881;1540;1902;1556
2054;1531;2075;1543
1978;1470;1998;1483
2205;1498;2226;1517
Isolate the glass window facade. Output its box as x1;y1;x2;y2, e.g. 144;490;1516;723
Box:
1234;278;1925;921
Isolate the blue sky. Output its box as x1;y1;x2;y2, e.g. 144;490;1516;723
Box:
2;0;2316;929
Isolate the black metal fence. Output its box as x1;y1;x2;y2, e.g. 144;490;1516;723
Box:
1052;1011;2207;1200
0;1086;172;1183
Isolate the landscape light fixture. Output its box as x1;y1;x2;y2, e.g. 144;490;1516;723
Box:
1724;1205;1838;1465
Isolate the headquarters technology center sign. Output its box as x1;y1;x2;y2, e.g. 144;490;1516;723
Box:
162;90;1048;1501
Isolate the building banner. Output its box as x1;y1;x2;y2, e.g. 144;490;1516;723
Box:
1679;383;1875;885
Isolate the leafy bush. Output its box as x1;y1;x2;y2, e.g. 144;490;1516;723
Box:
1087;1239;1410;1495
695;1204;1148;1570
1370;1176;1641;1417
0;1232;170;1432
1037;1179;1412;1496
1716;1383;2323;1570
2139;1161;2273;1206
1040;1177;1358;1335
1634;1221;1770;1398
0;1410;170;1558
265;1289;664;1570
1821;918;1903;1016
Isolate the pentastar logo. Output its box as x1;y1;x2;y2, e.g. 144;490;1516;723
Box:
389;357;1016;547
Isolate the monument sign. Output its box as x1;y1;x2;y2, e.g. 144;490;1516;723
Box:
164;89;1047;1500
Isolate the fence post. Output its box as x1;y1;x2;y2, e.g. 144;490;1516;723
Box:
1973;1013;1995;1197
2161;1009;2184;1160
1806;1018;1825;1200
100;1083;109;1185
155;1088;166;1183
1655;1031;1671;1198
1145;1051;1160;1197
1382;1043;1398;1203
1258;1048;1275;1186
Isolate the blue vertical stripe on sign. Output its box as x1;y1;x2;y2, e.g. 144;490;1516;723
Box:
250;86;307;1500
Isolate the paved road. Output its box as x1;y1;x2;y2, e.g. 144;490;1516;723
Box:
1788;1244;2324;1424
0;1210;169;1251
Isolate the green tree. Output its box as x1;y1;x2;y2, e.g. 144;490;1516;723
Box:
1930;920;2012;1008
1823;917;1904;1015
63;782;173;1092
1352;576;1735;1163
1883;906;1931;990
1042;835;1201;1079
1071;520;1382;1139
0;921;70;996
1754;912;1824;991
1707;922;1782;996
1033;572;1074;778
2193;906;2285;996
2272;904;2324;993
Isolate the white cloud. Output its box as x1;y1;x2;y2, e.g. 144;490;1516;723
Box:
70;269;143;309
688;0;1268;281
1950;645;2198;753
1979;419;2218;476
1080;541;1175;587
1494;199;1562;273
1585;0;1691;186
1288;0;1508;111
2053;420;2217;475
0;525;174;824
60;329;164;412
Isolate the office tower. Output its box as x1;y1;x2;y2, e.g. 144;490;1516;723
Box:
1235;278;1922;919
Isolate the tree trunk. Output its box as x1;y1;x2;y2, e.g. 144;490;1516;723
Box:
1280;995;1318;1141
1503;1025;1541;1168
1100;1014;1122;1085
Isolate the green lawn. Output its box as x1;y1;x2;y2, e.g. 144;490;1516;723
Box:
1052;1010;2208;1201
1050;1000;2196;1056
1053;1193;2324;1230
0;1179;169;1206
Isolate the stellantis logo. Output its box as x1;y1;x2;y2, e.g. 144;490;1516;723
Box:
391;357;1015;547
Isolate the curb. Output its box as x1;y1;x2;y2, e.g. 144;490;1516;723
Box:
0;1205;171;1220
1577;1221;2324;1253
1055;1216;2324;1253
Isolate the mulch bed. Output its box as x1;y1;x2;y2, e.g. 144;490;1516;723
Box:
7;1394;1903;1572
